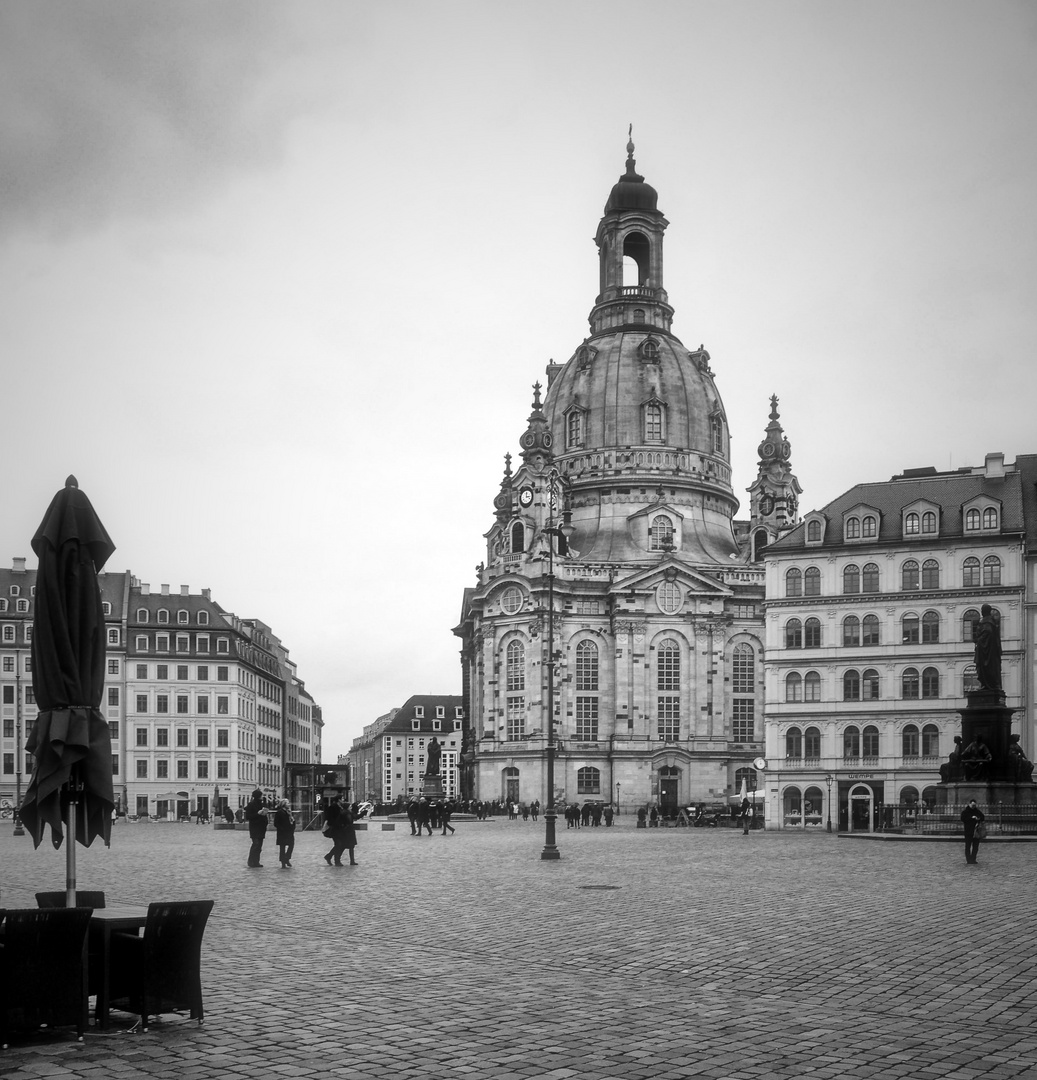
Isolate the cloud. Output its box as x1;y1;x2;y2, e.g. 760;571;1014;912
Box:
0;1;319;239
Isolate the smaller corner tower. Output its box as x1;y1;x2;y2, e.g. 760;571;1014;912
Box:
746;395;802;561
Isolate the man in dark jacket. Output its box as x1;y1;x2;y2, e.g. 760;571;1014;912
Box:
961;799;985;865
244;789;269;868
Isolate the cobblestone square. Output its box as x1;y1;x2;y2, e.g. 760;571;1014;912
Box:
1;818;1035;1079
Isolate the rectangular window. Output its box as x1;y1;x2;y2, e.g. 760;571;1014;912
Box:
2;752;13;774
3;717;14;737
217;667;229;681
108;687;120;707
136;760;148;779
176;695;189;714
217;638;229;654
197;635;210;653
505;697;525;740
156;694;169;714
136;694;148;713
217;696;229;715
197;665;208;681
177;665;189;680
657;697;680;740
217;760;229;779
136;663;148;679
575;697;598;741
197;728;209;747
156;634;169;652
197;696;209;714
24;686;34;704
177;760;189;779
197;760;209;779
135;635;148;651
177;728;189;747
135;728;148;746
108;659;120;675
2;656;13;672
156;759;169;779
2;685;13;705
732;700;755;742
156;664;168;680
217;728;229;747
156;727;169;747
177;636;189;653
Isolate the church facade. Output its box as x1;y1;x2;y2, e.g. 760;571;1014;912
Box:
455;142;799;814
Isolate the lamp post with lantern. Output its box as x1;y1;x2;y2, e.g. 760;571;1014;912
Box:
825;773;834;833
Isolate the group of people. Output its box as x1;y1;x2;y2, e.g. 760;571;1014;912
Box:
243;789;359;868
406;797;456;836
564;801;614;827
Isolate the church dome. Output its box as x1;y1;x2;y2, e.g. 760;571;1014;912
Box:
605;175;659;213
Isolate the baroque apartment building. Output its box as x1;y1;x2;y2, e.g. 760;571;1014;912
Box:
455;142;801;813
0;562;321;822
763;453;1028;831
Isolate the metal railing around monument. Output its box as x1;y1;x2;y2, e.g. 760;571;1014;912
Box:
882;803;1037;835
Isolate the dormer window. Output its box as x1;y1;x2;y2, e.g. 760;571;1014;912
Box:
415;706;424;718
649;515;675;552
137;609;149;623
862;515;877;537
905;512;920;535
806;519;823;544
964;500;1000;532
922;511;937;534
9;586;19;597
575;344;597;369
983;507;998;529
157;609;169;625
846;517;861;539
639;337;660;363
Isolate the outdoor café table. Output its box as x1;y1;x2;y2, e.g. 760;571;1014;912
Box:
89;904;149;1028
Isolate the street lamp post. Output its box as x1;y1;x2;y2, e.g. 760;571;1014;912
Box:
825;773;834;834
616;782;621;815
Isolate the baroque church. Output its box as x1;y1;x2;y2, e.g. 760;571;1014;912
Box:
455;139;801;813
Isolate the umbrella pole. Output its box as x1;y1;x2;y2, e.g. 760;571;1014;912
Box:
65;770;79;907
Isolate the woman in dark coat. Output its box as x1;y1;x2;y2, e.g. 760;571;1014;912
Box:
323;797;358;866
273;799;296;868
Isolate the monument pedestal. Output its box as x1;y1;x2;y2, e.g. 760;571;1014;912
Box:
421;775;445;800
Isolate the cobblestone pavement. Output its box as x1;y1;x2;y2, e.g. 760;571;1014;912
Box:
1;816;1036;1079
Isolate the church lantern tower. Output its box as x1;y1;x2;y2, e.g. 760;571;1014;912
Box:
455;139;767;816
746;395;803;561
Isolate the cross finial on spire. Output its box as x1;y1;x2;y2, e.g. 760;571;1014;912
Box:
532;382;543;410
769;394;780;421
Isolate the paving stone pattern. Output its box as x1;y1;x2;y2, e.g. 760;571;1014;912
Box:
1;817;1035;1079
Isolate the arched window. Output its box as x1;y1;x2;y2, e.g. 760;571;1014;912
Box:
16;599;29;613
783;786;803;825
922;666;940;699
510;522;525;553
965;508;981;531
962;557;980;587
863;725;880;758
900;786;919;810
983;507;998;529
804;567;821;596
983;556;1001;586
640;337;660;361
862;614;880;645
0;599;6;613
962;608;980;641
902;613;919;644
902;724;920;757
845;517;861;540
905;512;920;535
804;617;822;648
785;672;802;703
862;563;880;592
505;640;525;740
632;308;646;324
843;615;860;647
734;766;758;794
862;515;877;537
711;414;724;454
804;727;821;759
575;640;600;740
901;560;919;590
922;610;940;644
922;723;940;756
804;671;822;702
567;411;583;448
843;725;860;759
137;608;149;623
656;639;680;741
843;564;860;594
157;609;169;625
785;618;802;649
862;669;880;700
902;668;920;699
922;511;937;534
786;568;802;597
785;727;803;759
843;670;860;701
732;644;756;742
644;402;663;442
649;515;674;551
807;520;822;542
921;559;940;590
177;610;189;625
198;611;209;626
575;640;598;691
577;766;601;794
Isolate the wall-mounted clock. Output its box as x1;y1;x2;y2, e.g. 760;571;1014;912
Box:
519;487;534;508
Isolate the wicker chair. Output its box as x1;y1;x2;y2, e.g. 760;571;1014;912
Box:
0;907;93;1048
106;900;215;1032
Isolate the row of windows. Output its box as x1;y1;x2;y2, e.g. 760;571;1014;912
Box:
133;634;230;654
128;663;230;682
785;723;940;758
786;556;1002;597
810;507;1000;544
564;404;724;452
134;609;210;626
785;608;997;649
133;694;231;715
784;666;955;701
134;758;229;780
134;725;231;747
0;599;31;613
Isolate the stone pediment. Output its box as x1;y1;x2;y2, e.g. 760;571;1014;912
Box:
610;560;733;598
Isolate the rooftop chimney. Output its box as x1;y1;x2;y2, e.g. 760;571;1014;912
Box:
180;585;189;597
12;557;26;573
141;583;150;596
985;452;1006;478
202;588;211;600
161;584;170;596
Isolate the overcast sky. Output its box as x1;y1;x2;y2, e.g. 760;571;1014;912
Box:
2;1;1035;761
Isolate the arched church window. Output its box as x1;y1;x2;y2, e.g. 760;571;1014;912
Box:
649;515;674;552
656;639;680;741
656;582;683;614
577;767;601;794
566;411;583;449
644;402;664;442
632;309;646;324
505;641;525;741
510;522;525;554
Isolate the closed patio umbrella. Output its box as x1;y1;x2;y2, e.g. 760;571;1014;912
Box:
20;476;116;904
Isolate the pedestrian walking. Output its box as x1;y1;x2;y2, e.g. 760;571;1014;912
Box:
323;796;358;866
636;806;647;828
407;798;419;834
531;800;540;822
603;804;614;827
740;797;753;836
244;788;270;868
274;798;296;868
961;799;986;865
417;797;433;836
441;799;455;835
